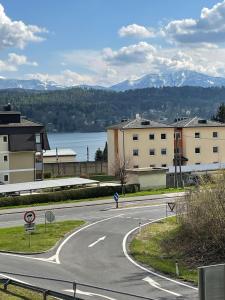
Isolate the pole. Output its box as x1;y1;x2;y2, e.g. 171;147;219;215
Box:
56;147;59;176
174;133;178;188
87;146;89;162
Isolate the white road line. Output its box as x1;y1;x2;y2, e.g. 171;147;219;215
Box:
122;216;198;291
88;236;106;248
65;289;117;299
109;204;166;212
54;214;124;264
143;276;181;297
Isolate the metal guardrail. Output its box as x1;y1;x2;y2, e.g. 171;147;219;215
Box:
0;277;79;300
0;271;155;300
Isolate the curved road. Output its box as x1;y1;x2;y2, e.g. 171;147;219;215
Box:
0;194;198;300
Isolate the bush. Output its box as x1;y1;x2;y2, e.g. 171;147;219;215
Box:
0;184;140;208
174;173;225;266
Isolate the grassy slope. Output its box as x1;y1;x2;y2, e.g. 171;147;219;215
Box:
130;217;198;284
0;285;55;300
0;220;84;253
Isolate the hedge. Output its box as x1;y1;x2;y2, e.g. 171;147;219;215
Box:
0;184;140;208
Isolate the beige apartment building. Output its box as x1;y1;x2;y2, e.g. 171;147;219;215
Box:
107;117;174;175
172;117;225;165
108;116;225;175
0;108;49;184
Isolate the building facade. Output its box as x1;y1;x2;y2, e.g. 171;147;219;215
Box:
107;117;174;175
108;116;225;175
173;117;225;166
0;109;50;184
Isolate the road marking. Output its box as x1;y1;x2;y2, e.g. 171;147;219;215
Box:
88;236;106;248
108;204;166;212
143;276;181;297
54;214;124;264
122;216;198;291
65;289;117;299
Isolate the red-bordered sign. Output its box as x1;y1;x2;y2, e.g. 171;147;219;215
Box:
24;211;36;224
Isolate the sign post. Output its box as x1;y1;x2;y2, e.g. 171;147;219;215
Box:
114;192;119;208
24;211;36;248
45;210;55;232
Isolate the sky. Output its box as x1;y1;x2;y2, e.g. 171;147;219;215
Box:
0;0;225;86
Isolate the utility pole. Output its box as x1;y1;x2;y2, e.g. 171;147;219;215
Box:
56;147;59;176
87;146;89;162
174;133;178;188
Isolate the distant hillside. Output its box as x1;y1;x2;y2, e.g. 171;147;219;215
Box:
0;86;224;132
111;70;225;91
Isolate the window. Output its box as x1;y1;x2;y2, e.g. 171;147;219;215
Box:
213;132;218;138
161;148;167;155
149;149;155;155
213;146;218;153
195;132;200;138
133;165;139;168
150;164;155;167
35;133;41;144
175;132;181;139
195;147;200;154
3;136;7;142
133;149;139;156
161;133;166;139
213;161;218;164
133;134;138;141
161;164;167;167
4;175;8;182
195;162;201;165
149;134;155;140
175;147;180;154
3;155;8;162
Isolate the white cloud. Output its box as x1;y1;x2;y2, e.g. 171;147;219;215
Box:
0;53;37;72
0;4;47;50
163;0;225;44
118;24;155;38
103;42;156;65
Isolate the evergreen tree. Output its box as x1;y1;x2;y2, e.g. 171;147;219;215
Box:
103;142;108;161
95;148;103;161
213;103;225;123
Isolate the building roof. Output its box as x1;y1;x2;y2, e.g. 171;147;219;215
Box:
108;117;173;130
43;148;77;157
172;117;225;128
0;177;98;194
0;118;42;128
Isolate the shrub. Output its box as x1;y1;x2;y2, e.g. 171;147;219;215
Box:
0;184;140;208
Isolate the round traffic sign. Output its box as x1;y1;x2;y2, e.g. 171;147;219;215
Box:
45;210;55;223
24;211;35;224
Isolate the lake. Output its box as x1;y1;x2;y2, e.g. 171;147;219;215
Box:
47;132;107;162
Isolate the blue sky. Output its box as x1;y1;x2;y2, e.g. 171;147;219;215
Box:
0;0;224;86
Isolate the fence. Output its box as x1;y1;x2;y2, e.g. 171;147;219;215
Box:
0;271;155;300
44;161;108;178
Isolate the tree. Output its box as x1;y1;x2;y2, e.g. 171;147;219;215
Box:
95;148;103;161
103;142;108;162
212;103;225;123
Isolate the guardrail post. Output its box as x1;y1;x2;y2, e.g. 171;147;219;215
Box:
4;279;10;291
73;282;76;299
43;290;48;300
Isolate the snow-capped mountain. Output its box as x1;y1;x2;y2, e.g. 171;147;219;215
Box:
0;78;65;90
1;70;225;91
110;70;225;91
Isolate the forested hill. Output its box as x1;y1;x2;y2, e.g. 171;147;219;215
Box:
0;86;224;132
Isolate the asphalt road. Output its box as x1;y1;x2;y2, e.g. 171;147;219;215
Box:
0;193;199;300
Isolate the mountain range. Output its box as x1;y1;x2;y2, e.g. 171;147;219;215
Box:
1;70;225;91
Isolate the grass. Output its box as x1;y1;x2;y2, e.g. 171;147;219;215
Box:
130;217;198;284
0;284;55;300
0;220;84;253
0;187;185;211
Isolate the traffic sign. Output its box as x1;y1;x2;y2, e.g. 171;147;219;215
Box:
114;192;119;202
45;210;55;223
24;223;36;232
24;211;36;224
167;202;176;212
